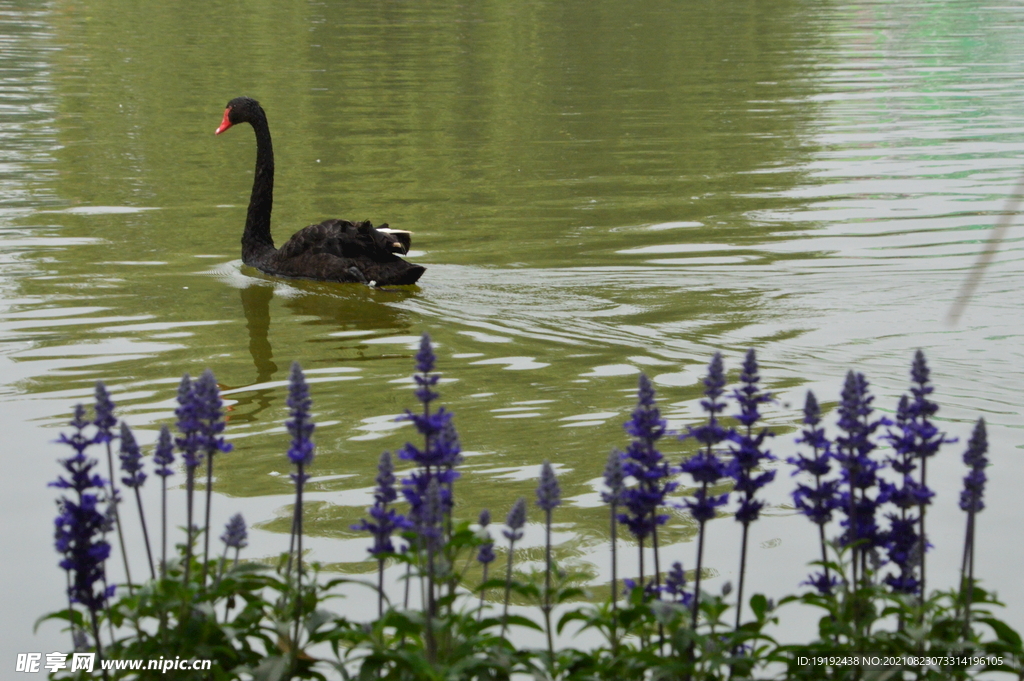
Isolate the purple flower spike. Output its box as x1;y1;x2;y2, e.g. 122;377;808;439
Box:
397;337;462;524
789;391;839;525
477;508;495;564
685;487;729;523
416;333;436;374
802;571;841;594
353;451;412;557
93;382;117;444
52;405;112;616
833;371;889;551
118;423;146;489
536;461;561;512
959;419;987;513
414;333;440;406
618;373;676;542
286;362;315;468
221;513;248;550
175;374;204;471
477;541;496;565
733;349;773;427
681;353;732;450
153;425;174;478
664;561;693;607
726;349;776;525
375;451;398;505
883;514;920;593
195;369;232;455
602;450;624;505
504;497;527;542
52;406;107;494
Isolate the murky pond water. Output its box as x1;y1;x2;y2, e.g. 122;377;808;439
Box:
4;0;1024;658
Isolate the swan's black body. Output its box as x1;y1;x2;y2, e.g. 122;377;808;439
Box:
216;97;424;285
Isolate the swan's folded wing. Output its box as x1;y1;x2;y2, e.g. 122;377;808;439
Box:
278;219;407;260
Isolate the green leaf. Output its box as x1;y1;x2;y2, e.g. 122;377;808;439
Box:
978;616;1023;651
501;614;544;632
750;593;768;620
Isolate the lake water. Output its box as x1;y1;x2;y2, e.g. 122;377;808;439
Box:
4;0;1024;661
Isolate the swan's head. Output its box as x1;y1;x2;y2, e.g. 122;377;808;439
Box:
215;97;263;135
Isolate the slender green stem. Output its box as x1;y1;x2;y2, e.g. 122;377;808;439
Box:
478;562;489;622
202;451;215;588
292;461;305;649
184;467;195;586
132;487;155;580
377;558;385;619
104;441;134;595
160;478;167;580
543;508;554;664
919;459;928;608
691;515;706;632
500;538;517;638
735;521;749;630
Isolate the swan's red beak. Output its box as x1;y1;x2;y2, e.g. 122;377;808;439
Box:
215;108;233;135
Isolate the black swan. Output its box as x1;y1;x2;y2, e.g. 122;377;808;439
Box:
215;97;425;286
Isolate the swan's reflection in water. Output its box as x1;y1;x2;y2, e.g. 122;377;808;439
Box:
236;280;419;411
240;284;278;383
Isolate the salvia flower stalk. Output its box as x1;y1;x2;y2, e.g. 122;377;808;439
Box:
618;373;676;594
500;497;527;638
174;373;203;585
152;425;174;578
786;393;835;589
789;390;839;591
832;370;889;587
216;513;247;606
94;382;132;595
602;449;624;614
903;350;951;599
880;394;929;595
195;368;232;587
663;561;692;608
396;333;465;618
680;352;732;629
536;460;561;662
352;450;411;617
285;362;315;602
726;349;776;627
476;509;495;620
399;334;461;542
118;422;154;580
52;405;113;659
960;418;987;627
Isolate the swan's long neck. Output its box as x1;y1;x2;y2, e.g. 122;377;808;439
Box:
242;107;275;263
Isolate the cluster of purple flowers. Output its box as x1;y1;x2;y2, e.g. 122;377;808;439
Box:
680;353;731;523
960;420;987;514
353;451;411;559
51;405;114;621
616;373;677;589
789;392;838;526
789;391;840;593
398;335;462;541
786;352;969;597
726;350;776;524
830;371;891;584
286;362;315;473
51;335;996;664
174;370;232;584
